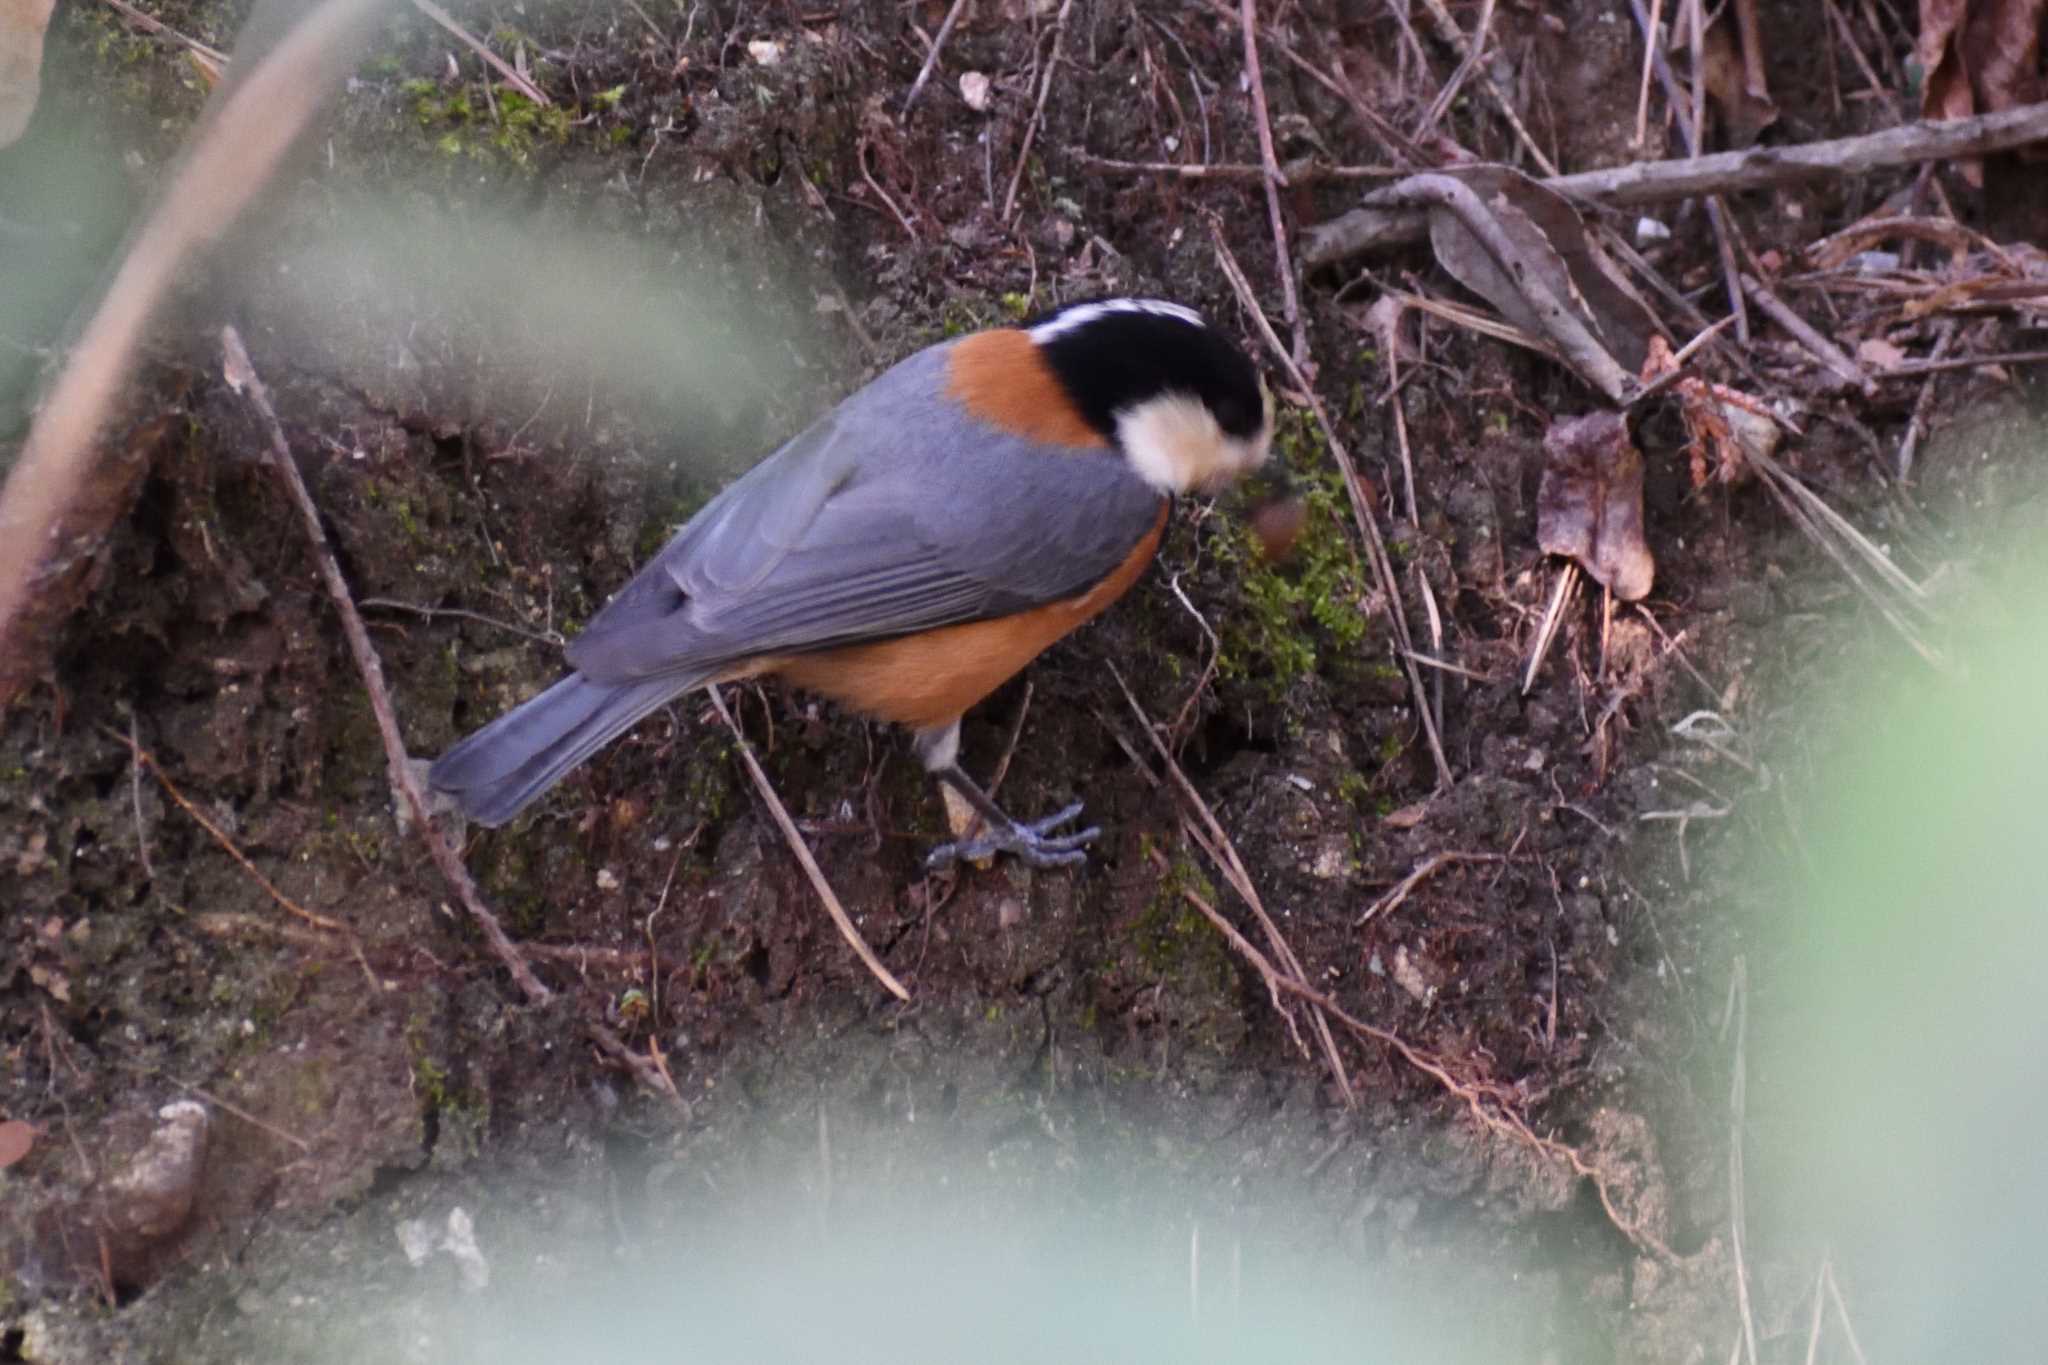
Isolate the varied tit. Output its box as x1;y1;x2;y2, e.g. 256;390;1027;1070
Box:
429;297;1276;868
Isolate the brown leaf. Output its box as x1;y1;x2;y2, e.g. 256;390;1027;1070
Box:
1961;0;2045;112
1424;165;1661;374
1381;800;1431;830
0;0;56;149
0;1118;36;1169
1537;412;1654;602
1693;7;1778;147
1917;0;2048;186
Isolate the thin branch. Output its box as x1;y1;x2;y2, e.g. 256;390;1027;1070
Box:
707;686;910;1001
408;0;551;105
900;0;971;118
359;597;565;646
1413;0;1557;174
96;0;230;67
1894;317;1959;478
1738;272;1874;395
219;327;556;1010
1876;345;2048;377
109;728;347;936
1413;0;1496;143
1067;150;1399;182
1002;0;1074;223
1239;0;1306;366
1111;664;1355;1107
1304;99;2048;264
1357;851;1505;926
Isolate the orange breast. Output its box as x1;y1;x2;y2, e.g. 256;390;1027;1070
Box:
773;501;1168;730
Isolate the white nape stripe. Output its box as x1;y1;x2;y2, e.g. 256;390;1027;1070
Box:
1028;298;1205;342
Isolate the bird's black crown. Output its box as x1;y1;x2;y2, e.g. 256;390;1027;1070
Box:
1027;298;1266;446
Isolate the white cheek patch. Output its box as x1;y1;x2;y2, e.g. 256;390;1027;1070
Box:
1116;392;1253;494
1029;298;1205;343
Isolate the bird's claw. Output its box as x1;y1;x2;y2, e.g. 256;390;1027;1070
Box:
925;802;1100;870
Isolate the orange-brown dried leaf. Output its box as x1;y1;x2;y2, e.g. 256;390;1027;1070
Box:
1537;412;1654;602
1678;380;1778;488
1694;8;1777;147
1917;0;2047;185
1962;0;2046;112
1427;165;1660;375
0;1118;36;1169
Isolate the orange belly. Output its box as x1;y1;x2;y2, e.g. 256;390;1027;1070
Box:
772;501;1168;729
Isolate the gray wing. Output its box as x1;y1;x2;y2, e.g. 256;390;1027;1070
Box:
567;343;1165;684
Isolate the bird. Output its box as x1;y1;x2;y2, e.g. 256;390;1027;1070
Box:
428;297;1275;868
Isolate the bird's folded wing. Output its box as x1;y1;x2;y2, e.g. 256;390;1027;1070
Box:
568;379;1163;684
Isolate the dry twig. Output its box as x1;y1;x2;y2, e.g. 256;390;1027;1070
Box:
1111;664;1356;1107
1358;851;1506;926
1068;150;1398;182
1895;317;1959;478
220;327;562;1015
1001;0;1074;223
408;0;550;105
97;0;229;69
1413;0;1557;174
1738;272;1875;395
1304;100;2048;264
1238;0;1306;366
900;0;970;118
110;728;346;936
707;686;910;1002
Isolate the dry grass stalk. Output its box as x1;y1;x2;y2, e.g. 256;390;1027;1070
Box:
707;686;911;1002
1110;663;1356;1107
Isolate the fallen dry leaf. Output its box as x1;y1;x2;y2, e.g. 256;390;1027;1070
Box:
0;0;56;149
1394;165;1658;396
1642;336;1780;488
1537;411;1654;602
1918;0;2047;186
0;1117;36;1168
1381;800;1431;830
1692;4;1777;147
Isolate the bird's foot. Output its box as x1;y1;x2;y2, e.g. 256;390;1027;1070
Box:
925;802;1100;870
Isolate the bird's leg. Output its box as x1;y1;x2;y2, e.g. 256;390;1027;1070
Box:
914;721;1099;870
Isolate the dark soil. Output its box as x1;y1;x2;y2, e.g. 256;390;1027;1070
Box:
1;1;2032;1360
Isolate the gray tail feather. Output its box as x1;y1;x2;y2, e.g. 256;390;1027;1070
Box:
428;672;708;827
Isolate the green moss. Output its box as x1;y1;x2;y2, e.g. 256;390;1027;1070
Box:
1210;413;1373;698
1128;851;1224;975
403;79;573;171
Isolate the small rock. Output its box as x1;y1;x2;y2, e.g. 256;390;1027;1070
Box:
1391;946;1432;1003
958;71;991;111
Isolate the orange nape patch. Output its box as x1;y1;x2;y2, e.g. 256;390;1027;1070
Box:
946;329;1109;449
773;501;1168;730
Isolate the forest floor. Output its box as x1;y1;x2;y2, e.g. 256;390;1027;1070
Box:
3;1;2043;1360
